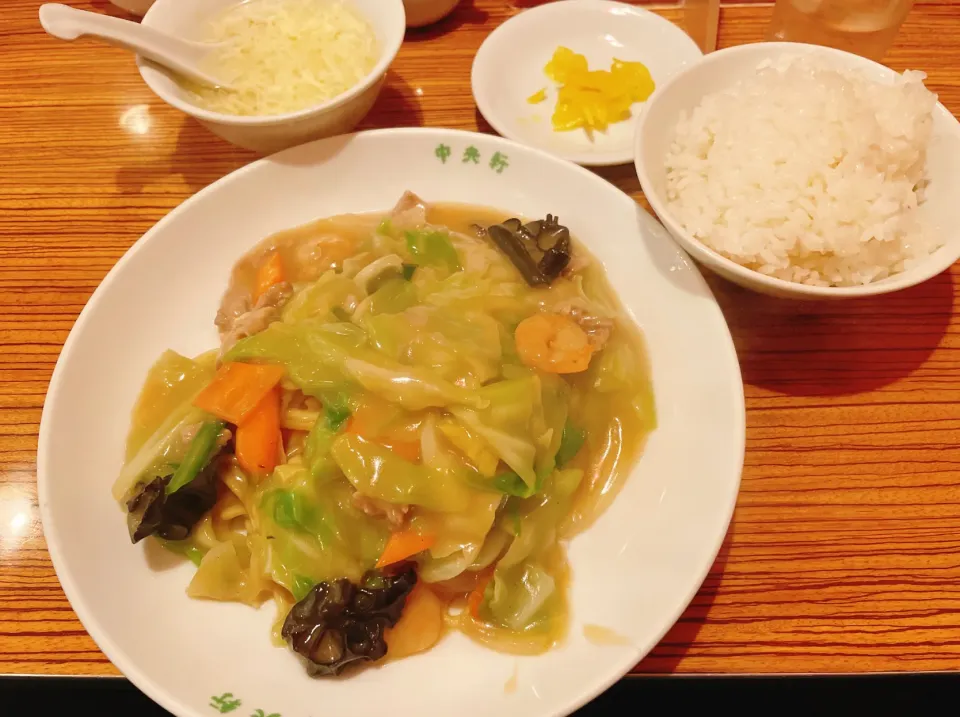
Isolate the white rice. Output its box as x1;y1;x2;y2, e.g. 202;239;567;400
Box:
664;56;941;287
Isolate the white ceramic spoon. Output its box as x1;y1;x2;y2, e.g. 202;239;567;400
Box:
38;3;230;88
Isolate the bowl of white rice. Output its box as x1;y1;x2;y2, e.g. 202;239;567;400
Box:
138;0;405;153
634;42;960;299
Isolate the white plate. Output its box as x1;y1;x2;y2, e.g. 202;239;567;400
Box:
38;128;744;717
472;0;703;167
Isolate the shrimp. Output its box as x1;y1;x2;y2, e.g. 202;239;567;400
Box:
514;312;596;374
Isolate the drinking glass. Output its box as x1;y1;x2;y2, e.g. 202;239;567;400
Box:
766;0;916;62
682;0;720;53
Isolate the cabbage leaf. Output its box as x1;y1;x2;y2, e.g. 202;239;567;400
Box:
113;350;217;503
331;433;474;512
225;320;486;411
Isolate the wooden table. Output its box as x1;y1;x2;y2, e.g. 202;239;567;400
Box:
4;0;960;678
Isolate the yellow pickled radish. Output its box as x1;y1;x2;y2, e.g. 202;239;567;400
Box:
540;46;655;134
544;45;588;83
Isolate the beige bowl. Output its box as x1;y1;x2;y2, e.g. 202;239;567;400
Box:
138;0;406;153
109;0;155;15
404;0;459;27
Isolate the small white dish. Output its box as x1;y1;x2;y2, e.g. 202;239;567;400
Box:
635;42;960;299
38;128;744;717
472;0;703;167
138;0;405;154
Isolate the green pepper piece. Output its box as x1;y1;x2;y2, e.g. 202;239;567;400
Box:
405;229;461;272
555;422;586;467
166;420;225;495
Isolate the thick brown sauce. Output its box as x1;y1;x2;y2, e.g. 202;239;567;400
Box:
583;624;632;647
504;662;519;694
217;200;654;655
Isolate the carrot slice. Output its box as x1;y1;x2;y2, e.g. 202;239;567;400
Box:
345;403;386;439
236;386;281;476
194;362;285;425
384;583;445;659
468;569;495;619
253;251;285;303
382;439;420;464
376;528;436;568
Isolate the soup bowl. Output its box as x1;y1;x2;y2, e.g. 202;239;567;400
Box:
138;0;406;153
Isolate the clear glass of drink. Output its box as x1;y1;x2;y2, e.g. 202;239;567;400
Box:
766;0;916;62
683;0;721;53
